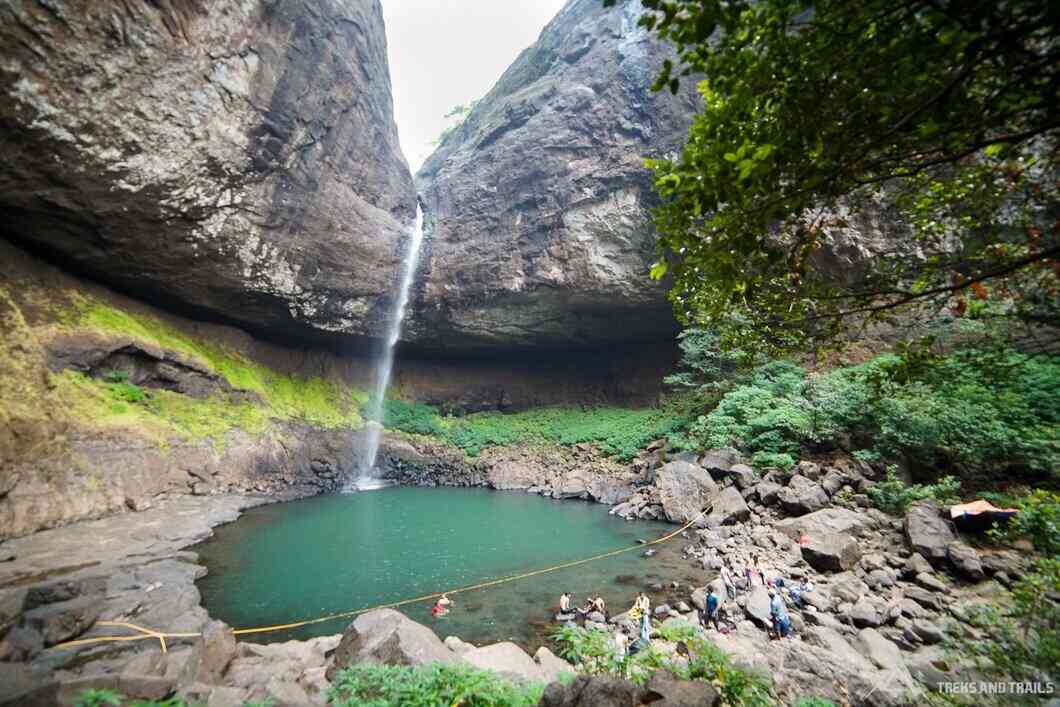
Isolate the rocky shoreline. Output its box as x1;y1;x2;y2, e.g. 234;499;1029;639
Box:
0;438;1036;706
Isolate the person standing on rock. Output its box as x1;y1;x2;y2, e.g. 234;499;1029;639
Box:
769;588;790;638
560;592;572;614
635;593;652;642
721;563;737;600
593;594;607;618
614;627;630;663
703;587;721;630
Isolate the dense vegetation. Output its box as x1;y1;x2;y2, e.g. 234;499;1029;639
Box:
327;664;544;707
380;398;690;461
551;622;772;706
672;328;1059;485
610;0;1059;355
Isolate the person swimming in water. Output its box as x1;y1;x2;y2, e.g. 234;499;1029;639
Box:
431;594;451;617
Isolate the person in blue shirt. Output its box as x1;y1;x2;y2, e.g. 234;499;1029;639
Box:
703;586;721;630
769;588;791;638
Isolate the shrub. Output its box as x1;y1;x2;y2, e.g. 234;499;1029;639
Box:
108;381;146;404
326;662;543;707
381;399;444;436
867;467;961;516
989;490;1060;555
653;618;700;643
551;626;772;705
749;451;795;471
793;698;838;707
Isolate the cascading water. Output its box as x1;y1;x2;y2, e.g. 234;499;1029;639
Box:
351;203;426;489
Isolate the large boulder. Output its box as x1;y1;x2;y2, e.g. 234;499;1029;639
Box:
774;507;870;542
778;476;831;516
655;461;718;524
703;487;751;527
904;502;956;565
743;586;773;628
0;0;416;349
178;620;237;687
857;628;904;671
460;642;548;682
539;675;651;707
325;609;454;680
801;533;862;573
588;478;634;505
697;448;741;476
946;542;984;581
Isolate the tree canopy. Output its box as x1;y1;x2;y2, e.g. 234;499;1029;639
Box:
607;0;1060;354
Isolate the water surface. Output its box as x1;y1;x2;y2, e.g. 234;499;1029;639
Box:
194;487;704;648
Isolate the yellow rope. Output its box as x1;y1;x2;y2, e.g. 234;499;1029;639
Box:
53;507;707;653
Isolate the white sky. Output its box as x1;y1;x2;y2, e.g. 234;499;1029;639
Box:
381;0;569;173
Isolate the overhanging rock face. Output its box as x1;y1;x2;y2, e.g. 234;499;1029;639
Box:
0;0;416;347
413;0;700;354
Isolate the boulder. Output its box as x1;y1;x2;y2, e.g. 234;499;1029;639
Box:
755;481;782;506
728;464;758;490
743;586;773;628
539;675;651;707
857;628;903;670
911;621;944;645
461;642;546;682
904;502;956;565
848;598;883;628
325;609;454;680
704;487;751;527
915;573;949;593
588;479;634;506
534;646;574;683
795;461;823;481
778;476;830;516
444;636;475;654
645;669;721;707
553;470;591;500
655;461;718;524
903;553;934;578
698;449;741;476
801;533;862;572
178;620;236;687
946;542;984;581
829;574;870;604
774;507;869;542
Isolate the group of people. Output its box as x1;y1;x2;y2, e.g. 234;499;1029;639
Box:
702;558;815;640
559;591;607;619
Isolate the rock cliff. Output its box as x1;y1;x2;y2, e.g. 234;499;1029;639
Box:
0;0;416;348
413;0;700;353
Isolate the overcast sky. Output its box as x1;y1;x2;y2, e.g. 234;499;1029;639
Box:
381;0;569;172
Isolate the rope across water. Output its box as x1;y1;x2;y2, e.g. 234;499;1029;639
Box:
53;507;709;653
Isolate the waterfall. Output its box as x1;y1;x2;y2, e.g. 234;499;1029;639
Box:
353;203;426;488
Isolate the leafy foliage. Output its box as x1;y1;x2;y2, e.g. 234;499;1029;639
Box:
686;349;1060;483
610;0;1060;355
793;699;838;707
989;490;1060;555
326;662;543;707
550;625;772;706
663;328;739;398
867;467;961;516
949;558;1060;688
653;618;700;643
383;401;691;461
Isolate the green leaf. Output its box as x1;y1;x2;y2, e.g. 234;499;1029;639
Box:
650;260;669;280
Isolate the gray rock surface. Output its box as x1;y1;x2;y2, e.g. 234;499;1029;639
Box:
802;532;862;572
704;487;751;527
656;461;718;524
414;0;700;352
904;502;956;564
778;475;831;516
326;609;455;678
0;0;416;349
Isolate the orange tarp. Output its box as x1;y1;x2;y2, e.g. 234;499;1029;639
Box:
949;499;1018;519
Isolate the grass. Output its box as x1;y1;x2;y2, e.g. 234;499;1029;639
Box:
381;399;691;461
327;663;544;707
65;297;366;442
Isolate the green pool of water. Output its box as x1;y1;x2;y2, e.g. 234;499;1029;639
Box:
194;487;704;648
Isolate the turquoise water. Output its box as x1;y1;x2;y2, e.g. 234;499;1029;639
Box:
194;487;704;648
